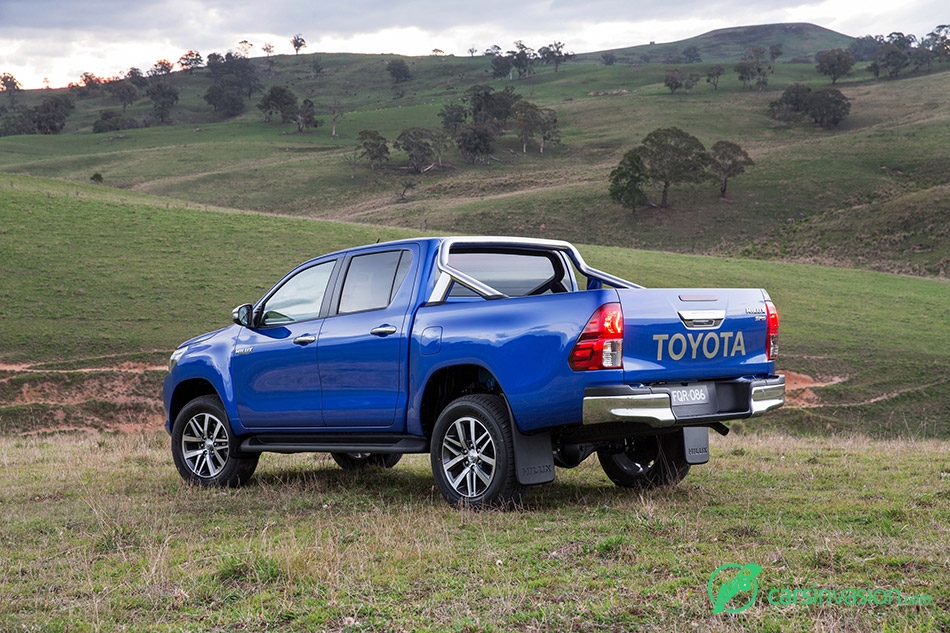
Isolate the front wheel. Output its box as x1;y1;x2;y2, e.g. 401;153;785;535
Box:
171;395;258;487
330;452;403;470
430;394;524;509
597;432;690;490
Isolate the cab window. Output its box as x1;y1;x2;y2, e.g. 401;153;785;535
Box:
338;250;413;314
260;260;335;326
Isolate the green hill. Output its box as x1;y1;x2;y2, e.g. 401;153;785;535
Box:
1;22;949;284
585;23;856;63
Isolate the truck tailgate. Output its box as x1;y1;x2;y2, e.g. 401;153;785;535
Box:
617;288;774;385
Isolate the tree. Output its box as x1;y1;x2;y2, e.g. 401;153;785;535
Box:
147;80;179;123
768;44;783;70
804;88;851;129
705;65;724;90
125;67;149;88
179;50;204;72
357;130;390;169
387;59;412;82
208;52;261;98
873;43;910;77
608;149;648;214
438;103;467;135
204;75;245;116
512;101;541;152
535;107;560;154
708;141;754;198
394;127;435;173
601;53;617;66
322;98;344;136
491;55;513;79
468;47;478;57
1;73;22;106
636;127;709;208
148;59;174;77
682;46;702;63
454;123;496;163
257;86;298;123
32;95;75;134
735;48;769;91
538;41;574;72
291;34;306;55
507;41;537;78
815;49;855;84
237;40;253;56
261;42;275;57
106;80;138;112
296;99;322;132
769;83;812;120
849;35;885;61
665;68;685;93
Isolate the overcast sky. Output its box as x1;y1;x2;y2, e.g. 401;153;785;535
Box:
0;0;944;89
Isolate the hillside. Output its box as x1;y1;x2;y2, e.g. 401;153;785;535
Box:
1;175;947;438
1;24;949;279
583;22;856;63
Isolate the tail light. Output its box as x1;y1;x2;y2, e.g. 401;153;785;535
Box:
765;300;779;360
569;303;624;371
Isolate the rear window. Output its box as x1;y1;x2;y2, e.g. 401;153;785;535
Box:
447;250;565;297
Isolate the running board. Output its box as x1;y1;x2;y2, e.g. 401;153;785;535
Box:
240;433;429;455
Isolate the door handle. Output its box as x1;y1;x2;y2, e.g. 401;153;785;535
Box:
370;325;397;337
293;335;316;345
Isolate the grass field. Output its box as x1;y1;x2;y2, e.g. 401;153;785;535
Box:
1;432;947;632
1;24;949;631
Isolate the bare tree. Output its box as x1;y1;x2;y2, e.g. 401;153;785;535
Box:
291;34;306;55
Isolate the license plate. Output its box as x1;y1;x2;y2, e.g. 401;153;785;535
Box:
669;384;710;407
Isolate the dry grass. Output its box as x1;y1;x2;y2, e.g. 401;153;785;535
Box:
1;430;947;632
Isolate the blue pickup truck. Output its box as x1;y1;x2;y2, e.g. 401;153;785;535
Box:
164;236;784;507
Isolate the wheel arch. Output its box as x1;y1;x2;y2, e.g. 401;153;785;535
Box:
418;363;505;440
167;378;221;429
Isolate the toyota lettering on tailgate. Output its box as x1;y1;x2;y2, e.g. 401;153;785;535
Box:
652;331;746;361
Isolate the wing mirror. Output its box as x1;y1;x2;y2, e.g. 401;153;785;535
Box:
232;303;254;327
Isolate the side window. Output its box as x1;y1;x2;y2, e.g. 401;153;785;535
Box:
338;250;413;314
261;260;335;326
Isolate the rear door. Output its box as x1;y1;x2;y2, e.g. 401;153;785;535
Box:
317;245;419;429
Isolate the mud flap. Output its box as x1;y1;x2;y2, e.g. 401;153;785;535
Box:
682;426;710;465
511;426;555;485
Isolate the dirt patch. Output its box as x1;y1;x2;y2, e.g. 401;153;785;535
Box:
0;363;166;434
783;370;847;408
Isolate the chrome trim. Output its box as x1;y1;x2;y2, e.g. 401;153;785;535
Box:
678;309;725;328
582;393;676;427
751;375;786;416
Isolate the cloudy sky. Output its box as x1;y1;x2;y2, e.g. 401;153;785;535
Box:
0;0;944;89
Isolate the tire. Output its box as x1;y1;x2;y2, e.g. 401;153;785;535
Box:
171;395;259;487
330;452;403;470
597;432;690;490
430;394;524;509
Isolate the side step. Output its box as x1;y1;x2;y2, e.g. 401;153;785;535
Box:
240;433;429;455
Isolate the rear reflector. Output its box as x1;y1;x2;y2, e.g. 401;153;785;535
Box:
569;303;624;371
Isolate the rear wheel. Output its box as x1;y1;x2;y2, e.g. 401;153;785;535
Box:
597;432;690;490
430;394;524;509
330;452;403;470
171;395;258;487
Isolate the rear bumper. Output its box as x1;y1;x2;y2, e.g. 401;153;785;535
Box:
582;375;785;427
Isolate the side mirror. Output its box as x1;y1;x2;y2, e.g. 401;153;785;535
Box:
232;303;254;327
